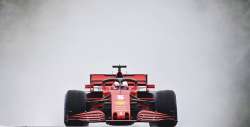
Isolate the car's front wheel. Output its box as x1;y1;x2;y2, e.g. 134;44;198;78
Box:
149;90;177;127
64;90;89;126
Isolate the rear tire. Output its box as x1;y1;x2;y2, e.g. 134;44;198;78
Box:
64;90;89;126
149;90;177;127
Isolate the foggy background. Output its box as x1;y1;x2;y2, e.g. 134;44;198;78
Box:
0;0;249;127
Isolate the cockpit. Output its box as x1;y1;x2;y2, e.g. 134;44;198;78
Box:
102;78;137;90
112;81;129;90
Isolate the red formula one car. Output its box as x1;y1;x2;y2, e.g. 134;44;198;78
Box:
64;65;177;127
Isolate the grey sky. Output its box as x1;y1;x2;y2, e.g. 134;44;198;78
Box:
0;0;249;127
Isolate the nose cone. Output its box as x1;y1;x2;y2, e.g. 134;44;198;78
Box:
116;111;125;119
111;90;131;120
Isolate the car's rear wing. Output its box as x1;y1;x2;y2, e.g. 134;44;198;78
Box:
90;74;147;85
85;74;155;90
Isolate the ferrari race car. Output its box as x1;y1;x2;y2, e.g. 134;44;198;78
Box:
64;65;177;127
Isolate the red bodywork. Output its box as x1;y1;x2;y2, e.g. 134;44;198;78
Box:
67;66;176;125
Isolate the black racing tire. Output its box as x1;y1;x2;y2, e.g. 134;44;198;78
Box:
64;90;89;126
149;90;177;127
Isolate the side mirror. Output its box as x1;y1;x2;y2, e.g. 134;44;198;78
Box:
147;84;155;89
85;84;92;89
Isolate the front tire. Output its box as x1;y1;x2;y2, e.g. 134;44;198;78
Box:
64;90;89;126
149;90;177;127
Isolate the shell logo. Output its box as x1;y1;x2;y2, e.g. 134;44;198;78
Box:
116;95;125;105
115;100;125;105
